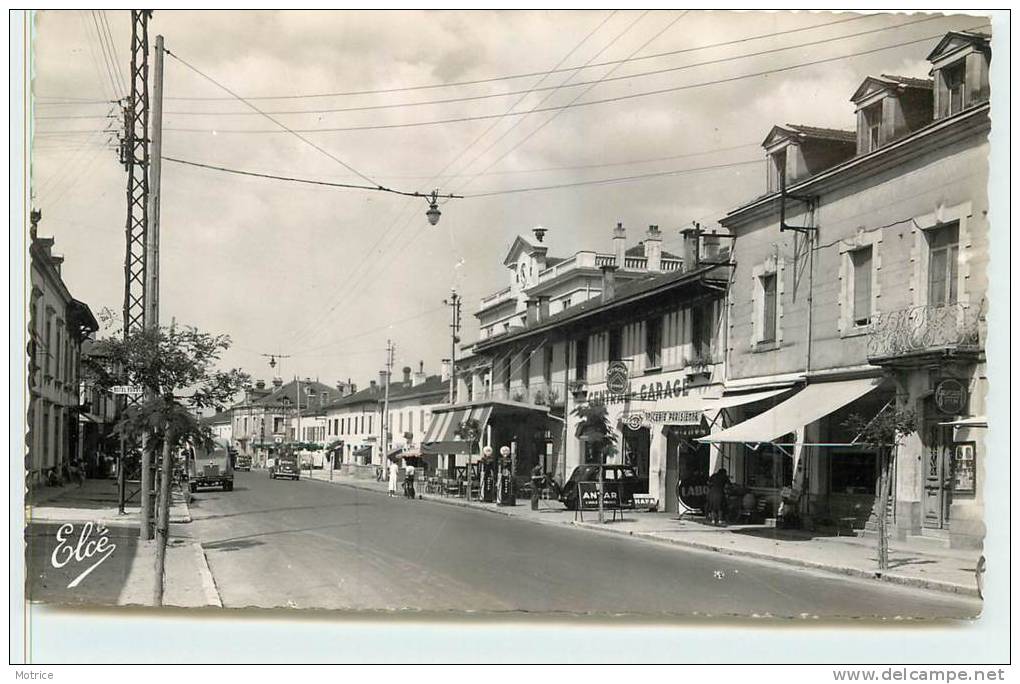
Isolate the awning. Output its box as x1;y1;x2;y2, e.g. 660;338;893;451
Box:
352;445;372;457
421;405;493;455
700;377;884;444
939;416;987;428
701;386;796;411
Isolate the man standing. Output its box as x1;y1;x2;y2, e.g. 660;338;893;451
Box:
404;461;416;499
388;460;399;497
530;462;544;510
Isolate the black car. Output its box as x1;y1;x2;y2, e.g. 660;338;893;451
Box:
559;464;644;510
269;455;300;481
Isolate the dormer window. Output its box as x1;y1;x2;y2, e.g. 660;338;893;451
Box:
768;148;787;193
863;103;882;153
943;62;965;116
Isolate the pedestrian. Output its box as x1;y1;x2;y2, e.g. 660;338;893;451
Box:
706;467;731;526
404;462;416;499
388;460;399;497
530;462;545;510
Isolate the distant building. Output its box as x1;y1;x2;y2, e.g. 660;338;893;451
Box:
201;409;233;443
27;218;98;486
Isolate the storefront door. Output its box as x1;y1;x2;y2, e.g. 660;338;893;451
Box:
922;422;952;529
664;430;709;514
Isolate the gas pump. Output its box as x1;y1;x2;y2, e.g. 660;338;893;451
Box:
480;446;496;502
497;445;516;506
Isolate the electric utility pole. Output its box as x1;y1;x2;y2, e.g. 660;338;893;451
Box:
118;10;154;540
443;290;462;404
379;340;395;467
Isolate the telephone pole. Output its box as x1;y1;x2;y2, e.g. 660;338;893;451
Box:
379;340;395;467
443;290;462;404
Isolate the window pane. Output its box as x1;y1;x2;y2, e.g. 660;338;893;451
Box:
761;274;777;342
575;338;588;380
852;247;873;324
608;329;622;362
646;318;662;367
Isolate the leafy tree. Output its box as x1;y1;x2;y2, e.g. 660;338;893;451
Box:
571;402;618;522
843;405;917;570
84;324;248;605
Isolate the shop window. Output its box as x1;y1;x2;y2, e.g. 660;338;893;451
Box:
645;316;662;368
743;442;792;489
850;246;873;326
928;223;959;307
608;328;622;362
830;451;878;495
575;337;588;381
759;273;778;343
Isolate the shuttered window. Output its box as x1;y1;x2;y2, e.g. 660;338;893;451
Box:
928;223;960;307
851;246;873;325
761;274;777;343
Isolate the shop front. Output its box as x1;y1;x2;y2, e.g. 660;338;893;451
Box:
702;376;893;528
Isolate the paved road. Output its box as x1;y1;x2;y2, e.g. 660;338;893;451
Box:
181;471;980;619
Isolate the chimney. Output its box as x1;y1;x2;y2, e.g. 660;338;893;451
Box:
413;361;426;387
379;370;389;389
644;225;662;272
440;358;451;382
272;377;283;388
612;222;626;268
600;264;618;303
681;225;701;272
402;366;412;387
537;295;550;322
255;380;266;390
525;298;539;326
369;380;377;389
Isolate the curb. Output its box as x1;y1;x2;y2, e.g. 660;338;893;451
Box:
308;475;978;598
193;542;222;608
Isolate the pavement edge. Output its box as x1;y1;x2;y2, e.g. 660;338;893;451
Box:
194;541;222;608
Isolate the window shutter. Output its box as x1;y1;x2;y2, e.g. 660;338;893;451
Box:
852;247;873;323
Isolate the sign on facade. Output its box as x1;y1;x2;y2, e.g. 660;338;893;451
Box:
934;378;968;415
953;442;976;493
110;385;143;396
605;361;629;394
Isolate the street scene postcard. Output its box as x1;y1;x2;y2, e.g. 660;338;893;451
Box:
15;8;1009;661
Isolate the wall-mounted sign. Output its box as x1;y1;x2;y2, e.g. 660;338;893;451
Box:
952;442;976;494
624;413;645;431
111;385;143;396
934;378;968;415
606;361;630;394
677;474;709;511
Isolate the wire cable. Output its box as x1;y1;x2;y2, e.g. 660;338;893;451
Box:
159;14;871;102
140;23;988;136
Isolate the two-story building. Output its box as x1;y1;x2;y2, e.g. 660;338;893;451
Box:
704;31;989;549
27;220;99;488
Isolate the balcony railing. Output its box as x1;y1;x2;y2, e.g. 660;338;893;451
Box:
866;303;982;362
468;382;568;407
479;286;512;310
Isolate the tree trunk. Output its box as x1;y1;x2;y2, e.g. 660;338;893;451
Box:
153;428;174;606
140;432;153;540
877;449;891;571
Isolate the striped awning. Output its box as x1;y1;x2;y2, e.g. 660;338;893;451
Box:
421;405;493;455
352;445;372;457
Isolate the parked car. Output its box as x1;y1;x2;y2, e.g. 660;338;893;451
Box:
559;464;643;511
187;438;234;492
269;453;300;481
235;453;252;472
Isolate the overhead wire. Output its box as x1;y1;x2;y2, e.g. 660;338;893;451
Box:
279;10;624;351
40;14;943;121
119;21;989;137
97;10;128;96
158;13;870;102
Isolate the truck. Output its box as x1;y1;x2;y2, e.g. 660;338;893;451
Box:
187;438;234;492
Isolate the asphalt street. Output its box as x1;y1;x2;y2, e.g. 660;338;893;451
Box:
181;471;980;619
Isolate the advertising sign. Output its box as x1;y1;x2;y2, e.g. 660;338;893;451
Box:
577;481;634;510
605;361;630;394
110;385;143;397
934;378;968;415
952;442;976;493
677;474;709;511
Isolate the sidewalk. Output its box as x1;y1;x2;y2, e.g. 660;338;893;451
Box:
304;469;982;597
24;477;219;608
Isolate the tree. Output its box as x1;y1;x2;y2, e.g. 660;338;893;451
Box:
454;418;481;499
85;324;249;605
571;402;618;523
842;405;917;571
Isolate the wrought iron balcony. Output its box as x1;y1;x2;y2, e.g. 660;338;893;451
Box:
866;303;982;364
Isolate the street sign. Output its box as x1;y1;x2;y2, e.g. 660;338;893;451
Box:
605;361;629;394
110;385;144;397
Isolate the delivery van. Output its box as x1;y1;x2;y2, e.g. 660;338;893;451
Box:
187;438;234;492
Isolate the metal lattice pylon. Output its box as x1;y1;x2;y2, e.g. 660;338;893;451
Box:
120;10;151;337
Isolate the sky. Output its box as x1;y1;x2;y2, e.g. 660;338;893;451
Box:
30;9;990;390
